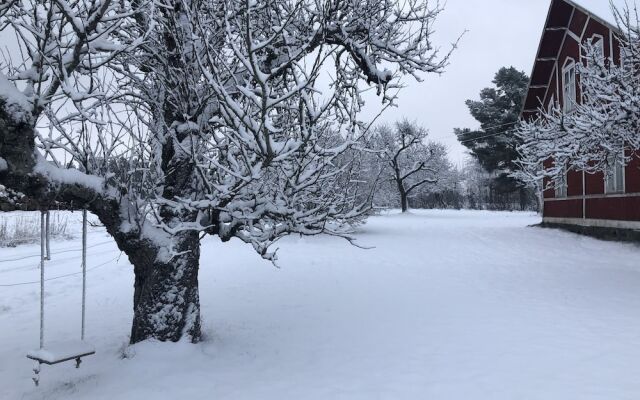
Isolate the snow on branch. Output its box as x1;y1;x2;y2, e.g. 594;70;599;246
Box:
1;0;453;262
515;3;640;187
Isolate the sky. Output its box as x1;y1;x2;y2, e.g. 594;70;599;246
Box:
363;0;626;167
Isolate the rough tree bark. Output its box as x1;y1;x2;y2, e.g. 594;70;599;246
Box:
129;232;201;343
398;182;409;213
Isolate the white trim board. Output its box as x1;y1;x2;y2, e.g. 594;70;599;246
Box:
544;217;640;230
544;192;640;202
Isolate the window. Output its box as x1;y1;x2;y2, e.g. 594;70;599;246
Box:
555;166;567;198
587;36;605;66
562;60;577;112
547;94;556;113
620;46;629;69
605;152;625;194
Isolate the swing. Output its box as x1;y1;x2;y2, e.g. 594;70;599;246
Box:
26;209;95;386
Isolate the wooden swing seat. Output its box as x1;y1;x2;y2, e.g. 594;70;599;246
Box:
27;341;95;365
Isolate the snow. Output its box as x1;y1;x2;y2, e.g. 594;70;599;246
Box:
27;341;95;364
33;154;105;193
1;209;640;399
0;73;32;116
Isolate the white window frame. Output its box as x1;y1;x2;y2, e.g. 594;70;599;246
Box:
620;45;629;70
562;58;577;113
605;148;625;194
555;165;568;198
547;94;556;113
586;34;605;67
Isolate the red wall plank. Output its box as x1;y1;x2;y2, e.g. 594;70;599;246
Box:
567;169;583;197
585;171;604;195
545;199;583;219
544;72;558;109
569;8;589;36
548;0;574;28
625;153;640;193
586;196;640;221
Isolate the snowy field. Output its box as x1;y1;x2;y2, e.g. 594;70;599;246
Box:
1;209;639;400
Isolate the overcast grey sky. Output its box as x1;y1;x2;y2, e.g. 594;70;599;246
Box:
364;0;625;167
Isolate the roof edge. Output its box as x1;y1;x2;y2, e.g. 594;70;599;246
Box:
562;0;621;33
519;0;623;120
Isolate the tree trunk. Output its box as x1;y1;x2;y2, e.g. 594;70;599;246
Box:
98;215;203;344
129;231;201;343
395;173;409;213
519;187;527;211
400;190;409;213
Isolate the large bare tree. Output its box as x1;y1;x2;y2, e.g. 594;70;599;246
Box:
0;0;455;343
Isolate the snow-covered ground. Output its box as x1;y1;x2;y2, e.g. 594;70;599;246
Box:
1;210;639;399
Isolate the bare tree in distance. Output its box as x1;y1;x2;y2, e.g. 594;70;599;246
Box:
372;120;449;212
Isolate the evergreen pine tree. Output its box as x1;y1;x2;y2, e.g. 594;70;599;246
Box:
455;67;531;209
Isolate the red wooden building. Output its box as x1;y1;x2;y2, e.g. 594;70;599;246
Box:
521;0;640;236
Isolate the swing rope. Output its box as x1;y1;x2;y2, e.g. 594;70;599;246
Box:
81;209;87;341
30;209;95;386
39;211;45;350
45;211;51;261
37;209;89;345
